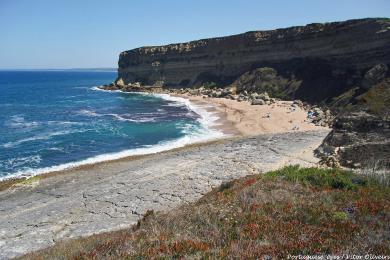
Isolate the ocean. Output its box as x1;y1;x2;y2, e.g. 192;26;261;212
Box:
0;70;223;180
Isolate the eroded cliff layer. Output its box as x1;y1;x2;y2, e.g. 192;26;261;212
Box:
117;18;390;102
116;18;390;168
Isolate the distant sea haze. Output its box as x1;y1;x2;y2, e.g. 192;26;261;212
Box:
0;70;223;180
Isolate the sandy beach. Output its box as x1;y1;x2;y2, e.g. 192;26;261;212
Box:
176;94;328;136
0;94;330;259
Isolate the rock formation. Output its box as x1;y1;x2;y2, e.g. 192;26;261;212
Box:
114;18;390;168
117;18;390;102
318;77;390;168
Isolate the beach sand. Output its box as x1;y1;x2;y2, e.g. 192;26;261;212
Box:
175;94;328;136
0;94;330;258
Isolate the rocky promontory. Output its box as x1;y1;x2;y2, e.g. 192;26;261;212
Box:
112;18;390;168
117;18;389;102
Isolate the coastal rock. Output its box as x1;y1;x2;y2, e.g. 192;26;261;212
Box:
307;107;334;127
0;131;329;259
317;76;390;168
257;92;270;101
106;17;390;169
99;82;163;93
318;111;390;168
115;78;126;87
319;155;341;168
99;83;120;91
293;100;304;107
232;68;290;99
116;18;390;104
251;99;266;105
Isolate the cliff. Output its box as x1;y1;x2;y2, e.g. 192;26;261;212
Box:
116;18;390;168
117;18;390;103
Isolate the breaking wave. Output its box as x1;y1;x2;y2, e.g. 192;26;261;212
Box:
0;88;225;181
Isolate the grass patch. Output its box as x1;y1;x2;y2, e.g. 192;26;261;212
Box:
0;175;44;191
21;166;390;259
16;175;42;186
265;165;366;190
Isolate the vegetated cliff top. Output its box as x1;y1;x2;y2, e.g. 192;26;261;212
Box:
120;17;390;56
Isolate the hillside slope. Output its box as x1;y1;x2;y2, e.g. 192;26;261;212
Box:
21;166;390;259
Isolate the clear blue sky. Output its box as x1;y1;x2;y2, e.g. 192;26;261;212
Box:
0;0;389;69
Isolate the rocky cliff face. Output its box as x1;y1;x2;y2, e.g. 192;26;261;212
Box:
117;18;390;103
318;76;390;168
116;18;390;168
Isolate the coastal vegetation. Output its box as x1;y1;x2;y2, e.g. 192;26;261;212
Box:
22;166;390;259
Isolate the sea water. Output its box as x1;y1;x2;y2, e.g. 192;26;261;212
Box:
0;70;223;180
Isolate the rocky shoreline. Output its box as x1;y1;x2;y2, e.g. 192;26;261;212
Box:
99;63;390;169
98;83;338;167
109;18;390;169
0;130;329;259
0;83;333;258
99;83;334;129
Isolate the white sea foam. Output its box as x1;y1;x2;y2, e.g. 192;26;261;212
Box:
0;155;42;169
91;88;226;139
5;116;84;130
6;115;40;129
78;109;156;123
1;129;87;148
78;109;100;117
91;86;122;93
0;89;226;181
0;127;223;181
47;121;85;126
46;147;64;152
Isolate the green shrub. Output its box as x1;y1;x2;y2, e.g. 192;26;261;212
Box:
265;165;365;190
204;81;218;89
332;211;348;221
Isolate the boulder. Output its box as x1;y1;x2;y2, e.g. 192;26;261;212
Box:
319;155;341;168
251;99;266;105
228;86;237;95
214;91;223;98
99;83;119;91
293;100;304;107
251;93;259;99
115;78;126;87
188;89;198;95
221;89;230;97
258;92;270;101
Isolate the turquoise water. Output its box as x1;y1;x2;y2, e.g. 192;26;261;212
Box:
0;70;222;179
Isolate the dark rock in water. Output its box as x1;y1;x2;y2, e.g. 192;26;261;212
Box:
99;83;120;91
99;82;163;93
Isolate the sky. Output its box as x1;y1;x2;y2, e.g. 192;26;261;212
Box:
0;0;389;69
